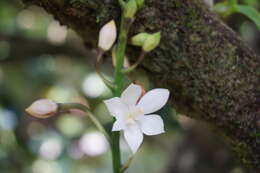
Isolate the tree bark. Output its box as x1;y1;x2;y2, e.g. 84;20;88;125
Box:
0;34;89;64
21;0;260;172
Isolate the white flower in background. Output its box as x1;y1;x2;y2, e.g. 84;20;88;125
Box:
26;99;58;119
104;84;170;153
98;20;117;51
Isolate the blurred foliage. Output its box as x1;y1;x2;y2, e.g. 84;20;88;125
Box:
214;0;260;30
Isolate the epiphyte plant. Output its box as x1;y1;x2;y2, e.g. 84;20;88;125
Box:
26;0;170;172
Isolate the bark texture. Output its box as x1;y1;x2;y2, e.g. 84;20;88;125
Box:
21;0;260;172
0;34;89;64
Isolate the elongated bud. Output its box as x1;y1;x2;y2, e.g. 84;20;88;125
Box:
136;0;144;9
131;32;149;46
124;0;137;19
25;99;58;119
142;32;161;52
98;20;117;51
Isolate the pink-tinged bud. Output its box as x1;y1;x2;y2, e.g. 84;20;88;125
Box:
98;20;117;51
25;99;58;119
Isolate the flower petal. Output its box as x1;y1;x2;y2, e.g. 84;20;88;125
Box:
124;124;143;153
138;114;165;136
121;83;142;108
112;119;126;131
104;97;128;118
137;88;169;114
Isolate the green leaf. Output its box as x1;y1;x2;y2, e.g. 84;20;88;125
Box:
213;2;235;17
242;0;258;6
229;0;238;6
235;5;260;30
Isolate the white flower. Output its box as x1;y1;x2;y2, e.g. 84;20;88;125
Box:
98;20;117;51
25;99;58;119
104;83;170;153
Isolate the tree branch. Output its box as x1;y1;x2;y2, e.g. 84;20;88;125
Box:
20;0;260;172
0;34;90;64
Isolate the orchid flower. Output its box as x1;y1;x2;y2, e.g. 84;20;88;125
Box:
104;83;170;153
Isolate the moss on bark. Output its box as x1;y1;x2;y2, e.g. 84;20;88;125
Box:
21;0;260;172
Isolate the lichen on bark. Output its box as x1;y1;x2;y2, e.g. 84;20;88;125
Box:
21;0;260;172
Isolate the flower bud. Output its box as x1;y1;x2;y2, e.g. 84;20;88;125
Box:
124;0;137;19
25;99;58;119
98;20;117;51
142;32;161;52
131;32;149;46
136;0;144;9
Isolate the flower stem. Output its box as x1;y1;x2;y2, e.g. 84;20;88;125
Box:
111;131;121;173
111;16;133;173
58;103;111;143
121;51;146;73
114;19;131;94
120;155;134;172
95;50;116;91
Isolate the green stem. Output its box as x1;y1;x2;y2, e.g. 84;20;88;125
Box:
111;16;133;173
58;103;111;143
114;19;130;94
111;131;121;173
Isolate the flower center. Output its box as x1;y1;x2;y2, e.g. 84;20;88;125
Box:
125;107;143;125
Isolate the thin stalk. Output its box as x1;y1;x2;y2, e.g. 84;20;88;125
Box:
120;155;134;173
58;103;111;143
121;51;146;73
95;50;116;91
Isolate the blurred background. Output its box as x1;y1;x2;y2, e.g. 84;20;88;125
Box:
0;0;259;173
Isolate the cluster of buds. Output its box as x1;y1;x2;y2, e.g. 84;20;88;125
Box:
98;22;161;53
97;0;161;54
131;32;161;52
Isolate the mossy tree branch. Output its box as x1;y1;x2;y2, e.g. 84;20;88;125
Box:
21;0;260;172
0;34;89;64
